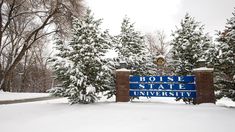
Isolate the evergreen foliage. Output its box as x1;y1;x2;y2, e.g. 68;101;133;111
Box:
216;9;235;101
170;13;212;76
50;9;112;104
170;13;213;103
49;36;72;97
115;16;147;75
104;17;149;99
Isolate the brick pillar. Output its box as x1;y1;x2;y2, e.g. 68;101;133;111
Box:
193;67;215;104
116;69;131;102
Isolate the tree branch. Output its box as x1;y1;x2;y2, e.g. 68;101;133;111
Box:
4;1;59;77
10;11;48;20
26;30;58;50
2;0;16;34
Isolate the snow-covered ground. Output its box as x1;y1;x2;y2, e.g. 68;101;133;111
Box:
0;92;235;132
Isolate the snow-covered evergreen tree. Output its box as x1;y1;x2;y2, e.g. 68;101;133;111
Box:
170;14;213;104
115;16;147;75
170;13;212;76
50;9;112;104
216;9;235;101
49;36;72;97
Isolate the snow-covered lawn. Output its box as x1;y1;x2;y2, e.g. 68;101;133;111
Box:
0;93;235;132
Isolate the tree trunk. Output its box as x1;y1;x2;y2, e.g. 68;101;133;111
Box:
0;75;10;92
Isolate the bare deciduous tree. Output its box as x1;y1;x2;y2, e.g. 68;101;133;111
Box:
145;30;170;57
0;0;84;91
11;39;53;92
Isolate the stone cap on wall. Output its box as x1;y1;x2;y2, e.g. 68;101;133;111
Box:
116;68;132;72
192;67;214;72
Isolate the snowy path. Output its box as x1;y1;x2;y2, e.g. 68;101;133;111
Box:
0;96;60;104
0;92;50;101
0;98;235;132
0;92;58;104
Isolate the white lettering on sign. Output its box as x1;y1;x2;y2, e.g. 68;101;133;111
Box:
186;92;191;97
150;91;155;96
140;77;146;82
180;92;184;96
140;91;145;96
136;76;194;83
167;76;174;82
156;91;160;96
130;75;196;98
179;84;186;89
130;91;195;97
178;76;184;82
133;91;137;96
175;92;179;96
169;91;175;96
162;91;168;96
139;84;145;89
158;84;164;89
149;76;156;82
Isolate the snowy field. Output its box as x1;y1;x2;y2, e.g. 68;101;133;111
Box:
1;92;235;132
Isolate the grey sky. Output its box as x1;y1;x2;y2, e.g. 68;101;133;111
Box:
86;0;235;38
178;0;235;36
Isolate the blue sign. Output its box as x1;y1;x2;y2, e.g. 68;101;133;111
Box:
130;83;195;90
130;76;195;83
129;90;196;98
129;76;196;98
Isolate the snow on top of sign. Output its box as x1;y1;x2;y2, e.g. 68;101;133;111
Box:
192;67;214;72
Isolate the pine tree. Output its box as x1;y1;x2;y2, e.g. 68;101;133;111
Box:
216;9;235;101
50;9;112;104
102;17;148;99
170;14;213;103
49;36;72;97
115;16;147;75
170;13;212;76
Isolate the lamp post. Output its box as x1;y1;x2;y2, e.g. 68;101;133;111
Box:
19;72;23;92
51;75;56;89
119;61;127;69
197;59;206;68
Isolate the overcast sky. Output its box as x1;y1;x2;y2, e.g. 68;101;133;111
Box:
86;0;235;38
